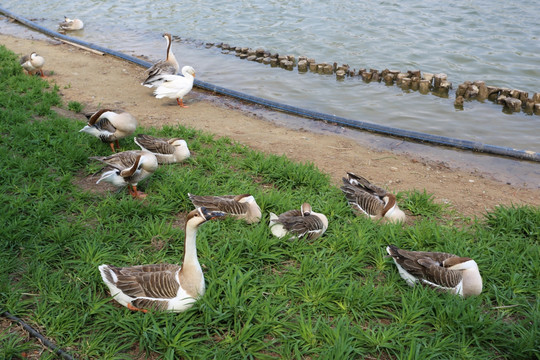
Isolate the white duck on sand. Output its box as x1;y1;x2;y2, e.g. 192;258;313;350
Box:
153;65;195;108
188;193;262;224
90;150;158;199
269;202;328;241
141;33;179;88
134;134;190;164
386;245;483;297
341;172;406;223
99;207;225;312
80;109;138;152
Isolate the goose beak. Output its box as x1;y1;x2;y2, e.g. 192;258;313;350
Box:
200;207;226;220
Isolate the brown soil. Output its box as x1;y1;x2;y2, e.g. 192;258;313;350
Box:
2;32;539;218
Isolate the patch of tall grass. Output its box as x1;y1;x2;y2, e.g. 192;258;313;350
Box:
0;45;538;359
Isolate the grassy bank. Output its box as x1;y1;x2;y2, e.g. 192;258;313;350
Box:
0;45;538;359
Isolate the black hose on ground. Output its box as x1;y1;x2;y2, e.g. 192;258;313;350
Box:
1;6;539;162
1;311;75;360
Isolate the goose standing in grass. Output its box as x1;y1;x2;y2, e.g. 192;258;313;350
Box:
99;207;225;312
134;134;190;164
58;16;84;31
141;33;180;88
341;172;406;223
80;109;138;152
269;203;328;240
19;52;45;77
153;66;195;108
188;193;262;224
90;150;158;199
386;245;482;297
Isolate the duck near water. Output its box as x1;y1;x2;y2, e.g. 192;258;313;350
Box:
19;52;45;77
341;172;406;223
134;134;190;164
141;33;180;88
269;202;328;241
80;109;138;152
153;66;196;108
188;193;262;224
99;207;225;312
386;245;483;297
90;150;158;199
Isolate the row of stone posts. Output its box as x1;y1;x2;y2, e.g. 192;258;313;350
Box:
212;42;539;115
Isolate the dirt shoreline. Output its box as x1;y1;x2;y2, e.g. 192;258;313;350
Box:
1;31;539;218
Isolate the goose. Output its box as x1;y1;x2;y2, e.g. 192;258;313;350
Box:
269;203;328;240
58;16;84;31
386;245;482;297
141;33;180;88
99;207;225;312
80;109;138;152
90;150;158;199
134;134;190;164
341;172;405;223
19;52;45;77
188;193;262;224
153;66;195;108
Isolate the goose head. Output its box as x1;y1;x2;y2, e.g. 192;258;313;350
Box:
186;206;225;229
445;257;483;297
169;138;191;161
182;66;196;78
382;195;406;223
301;202;312;216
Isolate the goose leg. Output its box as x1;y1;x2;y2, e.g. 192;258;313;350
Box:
131;185;148;199
115;139;120;149
127;303;148;313
176;98;188;108
109;142;116;152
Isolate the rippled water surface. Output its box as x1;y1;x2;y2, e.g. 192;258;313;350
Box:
2;0;539;151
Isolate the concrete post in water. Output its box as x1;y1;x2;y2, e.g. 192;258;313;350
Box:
396;73;407;85
287;55;296;65
384;73;395;85
256;57;264;63
411;76;420;91
401;77;412;90
297;59;308;72
503;97;522;112
532;93;540;103
456;82;469;97
499;88;511;96
524;99;535;113
454;95;464;108
323;64;333;74
519;91;529;103
433;73;447;90
497;94;507;105
465;84;479;99
439;80;452;94
336;69;346;80
419;79;430;93
370;69;380;82
270;58;279;67
422;72;434;84
256;48;265;57
361;70;373;81
263;57;272;65
247;55;257;61
487;86;500;101
309;61;318;72
474;81;488;100
534;103;540;115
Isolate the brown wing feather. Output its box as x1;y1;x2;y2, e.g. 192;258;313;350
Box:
110;264;181;299
91;151;142;171
135;134;175;155
341;182;385;216
276;212;324;239
188;194;248;215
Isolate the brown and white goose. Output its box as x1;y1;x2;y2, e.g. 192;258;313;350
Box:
58;16;84;31
188;193;262;224
99;207;225;312
90;150;158;199
80;109;138;152
386;245;483;297
269;203;328;240
341;172;405;223
19;52;45;77
141;33;180;88
134;134;190;164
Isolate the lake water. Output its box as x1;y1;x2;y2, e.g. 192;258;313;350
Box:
1;0;539;153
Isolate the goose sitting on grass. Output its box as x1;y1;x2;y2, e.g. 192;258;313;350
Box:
99;207;225;312
90;150;158;199
134;134;190;164
58;16;84;31
341;172;405;223
80;109;138;152
269;203;328;241
141;33;179;88
188;193;262;224
19;52;45;77
386;245;482;297
153;65;195;108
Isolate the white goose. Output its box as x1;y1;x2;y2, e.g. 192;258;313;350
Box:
341;172;406;223
188;193;262;224
142;33;180;88
58;16;84;31
386;245;483;297
19;52;45;77
134;134;190;164
80;109;138;152
90;150;158;199
99;207;225;312
153;66;195;108
269;203;328;241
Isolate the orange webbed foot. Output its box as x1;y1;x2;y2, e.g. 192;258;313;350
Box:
127;303;148;313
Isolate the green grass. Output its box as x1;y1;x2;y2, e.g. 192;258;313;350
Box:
1;44;539;359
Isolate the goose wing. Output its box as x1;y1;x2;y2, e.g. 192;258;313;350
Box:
341;181;385;217
90;150;141;171
135;134;175;155
276;211;325;240
188;194;248;215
